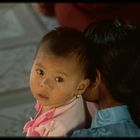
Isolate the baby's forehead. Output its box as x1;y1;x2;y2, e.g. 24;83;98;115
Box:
35;51;85;76
38;42;81;58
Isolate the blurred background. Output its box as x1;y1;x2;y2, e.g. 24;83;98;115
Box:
0;3;59;136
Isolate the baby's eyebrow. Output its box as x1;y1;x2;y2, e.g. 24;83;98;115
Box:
35;63;68;77
35;63;43;67
56;71;68;77
34;63;45;69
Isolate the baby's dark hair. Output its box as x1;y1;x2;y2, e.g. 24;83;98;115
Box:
36;27;92;79
83;19;140;127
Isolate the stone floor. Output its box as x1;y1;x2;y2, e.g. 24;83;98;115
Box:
0;3;59;136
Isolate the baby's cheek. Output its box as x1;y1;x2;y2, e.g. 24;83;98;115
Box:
30;76;39;89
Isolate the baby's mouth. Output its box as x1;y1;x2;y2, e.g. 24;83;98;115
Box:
38;93;48;99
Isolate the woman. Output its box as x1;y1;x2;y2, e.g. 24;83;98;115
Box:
72;19;140;137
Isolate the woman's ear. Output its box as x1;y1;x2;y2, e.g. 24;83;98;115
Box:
93;69;101;88
76;79;90;96
82;69;102;102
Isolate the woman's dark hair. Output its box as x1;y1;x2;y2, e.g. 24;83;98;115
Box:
35;27;92;79
83;19;140;127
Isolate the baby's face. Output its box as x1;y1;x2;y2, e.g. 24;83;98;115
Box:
30;49;86;108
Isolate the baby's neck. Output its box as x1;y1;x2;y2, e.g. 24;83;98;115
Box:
41;106;53;114
40;96;77;114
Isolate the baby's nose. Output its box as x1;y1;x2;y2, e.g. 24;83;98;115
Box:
40;77;54;90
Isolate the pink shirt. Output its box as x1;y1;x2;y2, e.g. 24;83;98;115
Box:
23;96;87;137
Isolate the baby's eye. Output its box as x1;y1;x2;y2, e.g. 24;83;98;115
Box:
36;69;44;76
55;77;64;82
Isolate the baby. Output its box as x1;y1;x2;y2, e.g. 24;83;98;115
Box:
23;27;92;137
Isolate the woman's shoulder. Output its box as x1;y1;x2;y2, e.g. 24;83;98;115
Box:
72;121;140;137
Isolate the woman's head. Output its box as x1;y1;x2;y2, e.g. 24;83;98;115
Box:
83;19;140;126
30;27;91;108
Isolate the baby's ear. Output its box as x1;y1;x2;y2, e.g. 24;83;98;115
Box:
76;79;90;96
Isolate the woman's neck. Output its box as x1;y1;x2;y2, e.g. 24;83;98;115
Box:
97;81;122;110
98;97;122;110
